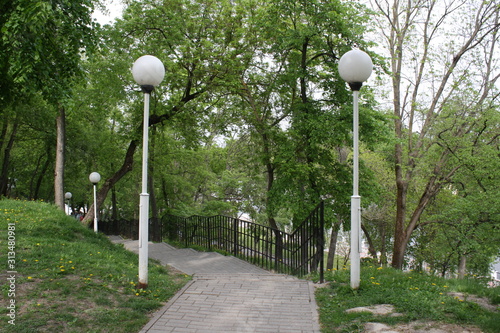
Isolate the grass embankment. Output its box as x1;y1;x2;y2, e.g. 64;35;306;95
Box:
0;199;190;332
315;265;500;332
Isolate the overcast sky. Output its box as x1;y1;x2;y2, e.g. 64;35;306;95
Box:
92;0;124;25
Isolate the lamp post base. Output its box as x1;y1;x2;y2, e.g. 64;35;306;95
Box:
137;282;148;290
350;195;361;289
138;192;149;289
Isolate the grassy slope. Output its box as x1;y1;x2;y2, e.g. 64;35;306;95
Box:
315;265;500;332
0;199;190;333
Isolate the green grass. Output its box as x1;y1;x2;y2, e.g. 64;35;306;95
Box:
0;199;190;332
314;265;500;332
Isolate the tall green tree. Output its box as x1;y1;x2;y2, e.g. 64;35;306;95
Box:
76;0;390;235
82;0;252;224
226;0;385;224
411;99;500;276
0;0;99;207
370;0;500;269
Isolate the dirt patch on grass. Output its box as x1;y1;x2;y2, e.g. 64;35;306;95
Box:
365;321;482;333
346;302;493;333
447;292;498;312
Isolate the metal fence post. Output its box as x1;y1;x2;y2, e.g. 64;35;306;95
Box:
207;216;212;251
233;218;238;256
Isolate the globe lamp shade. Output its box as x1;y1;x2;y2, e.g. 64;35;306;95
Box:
132;55;165;87
338;50;373;89
89;172;101;184
65;192;72;200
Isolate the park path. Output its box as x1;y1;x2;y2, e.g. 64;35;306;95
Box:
108;236;321;333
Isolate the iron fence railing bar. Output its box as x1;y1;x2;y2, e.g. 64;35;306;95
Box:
99;201;324;282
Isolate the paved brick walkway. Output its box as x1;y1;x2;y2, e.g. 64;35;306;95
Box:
108;236;321;332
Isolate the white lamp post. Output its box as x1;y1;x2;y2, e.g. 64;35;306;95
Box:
132;55;165;289
65;192;72;215
89;172;101;233
338;49;373;289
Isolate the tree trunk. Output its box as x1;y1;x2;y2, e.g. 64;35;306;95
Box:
326;224;339;270
391;176;407;269
33;150;51;200
110;185;119;234
392;181;434;269
458;255;467;279
379;221;388;266
361;223;378;259
54;106;65;210
0;120;18;196
149;127;162;242
149;167;161;242
260;128;283;260
111;185;118;221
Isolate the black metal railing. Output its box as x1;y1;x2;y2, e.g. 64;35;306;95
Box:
163;202;324;281
99;218;139;240
99;218;162;242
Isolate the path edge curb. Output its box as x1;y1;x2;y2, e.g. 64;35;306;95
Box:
139;278;197;333
308;280;322;331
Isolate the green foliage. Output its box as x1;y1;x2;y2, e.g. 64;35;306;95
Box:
407;99;500;276
0;0;100;205
0;0;99;103
0;199;190;332
2;0;497;280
